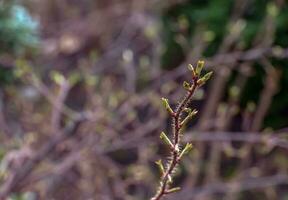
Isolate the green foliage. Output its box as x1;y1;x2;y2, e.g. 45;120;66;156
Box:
0;2;38;55
0;1;38;85
0;68;14;85
8;192;36;200
161;0;288;130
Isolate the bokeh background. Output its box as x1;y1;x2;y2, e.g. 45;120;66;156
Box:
0;0;288;199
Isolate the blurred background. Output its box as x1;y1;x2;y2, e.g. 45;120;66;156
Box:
0;0;288;199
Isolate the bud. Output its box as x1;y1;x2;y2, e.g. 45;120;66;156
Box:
179;143;193;159
229;85;240;99
168;175;173;183
155;159;165;176
165;187;181;194
195;60;205;76
197;71;213;86
184;107;191;113
160;132;174;149
187;64;194;71
202;71;213;81
188;64;196;77
180;109;198;127
50;71;65;85
182;81;191;90
161;98;174;115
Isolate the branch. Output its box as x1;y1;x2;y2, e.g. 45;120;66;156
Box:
151;61;212;200
169;174;288;199
0;115;86;199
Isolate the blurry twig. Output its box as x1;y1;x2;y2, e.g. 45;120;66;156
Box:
99;130;288;153
149;46;288;91
31;74;77;118
0;114;86;198
184;131;288;150
251;58;280;131
51;78;71;133
169;173;288;199
0;89;11;137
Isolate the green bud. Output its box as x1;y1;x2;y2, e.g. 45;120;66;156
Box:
188;64;196;77
180;109;198;127
202;71;213;81
183;108;192;113
182;81;191;90
155;159;165;175
191;109;198;115
229;85;240;99
161;98;174;115
179;143;193;159
195;60;205;76
50;71;65;85
267;2;278;17
247;101;256;112
168;175;173;183
160;132;174;149
68;72;81;85
187;64;194;71
197;71;213;86
165;187;181;194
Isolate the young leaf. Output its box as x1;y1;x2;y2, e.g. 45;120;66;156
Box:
187;64;194;71
195;60;205;76
197;71;213;86
188;64;196;77
155;160;165;176
183;81;191;90
160;132;174;149
202;71;213;81
180;109;198;127
165;187;181;194
161;98;174;115
178;143;193;159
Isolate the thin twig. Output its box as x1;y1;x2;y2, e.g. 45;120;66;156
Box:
0;115;86;198
151;61;211;200
152;81;198;200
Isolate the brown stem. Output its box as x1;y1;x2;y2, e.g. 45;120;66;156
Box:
151;78;198;200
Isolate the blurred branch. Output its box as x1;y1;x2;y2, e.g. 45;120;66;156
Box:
0;89;11;137
251;59;280;131
51;79;71;133
0;115;86;198
169;173;288;199
184;131;288;150
149;46;288;90
31;75;76;118
104;131;288;152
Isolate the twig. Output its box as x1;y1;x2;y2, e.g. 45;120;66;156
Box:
0;115;86;198
184;131;288;150
251;58;280;131
151;61;213;200
51;78;71;133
